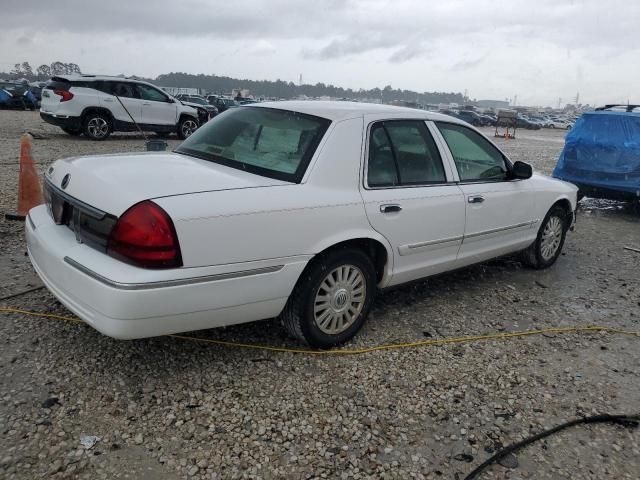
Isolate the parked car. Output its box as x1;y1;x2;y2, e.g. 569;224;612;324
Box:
478;114;496;126
206;95;238;112
26;102;577;348
455;110;484;126
40;75;200;140
547;119;571;129
517;116;542;130
175;94;219;123
0;84;38;110
553;105;640;202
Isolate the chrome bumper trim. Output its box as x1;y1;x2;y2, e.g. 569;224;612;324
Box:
64;256;284;290
464;220;535;239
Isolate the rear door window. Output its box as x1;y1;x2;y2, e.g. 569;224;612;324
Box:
367;120;446;187
112;82;139;99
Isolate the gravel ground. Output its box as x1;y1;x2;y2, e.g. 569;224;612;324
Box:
1;110;639;479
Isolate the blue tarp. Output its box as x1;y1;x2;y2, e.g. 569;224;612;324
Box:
553;111;640;199
0;89;11;105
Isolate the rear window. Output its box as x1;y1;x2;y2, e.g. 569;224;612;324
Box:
45;77;71;91
175;107;331;183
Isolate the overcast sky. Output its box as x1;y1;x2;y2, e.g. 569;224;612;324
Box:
1;0;638;106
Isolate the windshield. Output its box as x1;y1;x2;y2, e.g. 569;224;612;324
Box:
175;107;331;182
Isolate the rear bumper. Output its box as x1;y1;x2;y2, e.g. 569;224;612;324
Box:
25;205;306;339
40;111;82;130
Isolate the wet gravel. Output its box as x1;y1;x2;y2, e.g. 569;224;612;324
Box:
1;110;639;479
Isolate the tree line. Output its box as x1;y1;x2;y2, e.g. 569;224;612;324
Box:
6;61;81;79
2;61;464;104
156;72;464;104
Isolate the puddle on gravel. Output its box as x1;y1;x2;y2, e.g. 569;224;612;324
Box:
578;197;640;217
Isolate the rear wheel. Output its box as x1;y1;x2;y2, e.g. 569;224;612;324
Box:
280;248;376;348
177;117;198;140
61;127;82;136
83;113;112;140
521;205;569;269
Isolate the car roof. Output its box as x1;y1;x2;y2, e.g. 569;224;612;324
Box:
52;75;153;84
251;100;464;123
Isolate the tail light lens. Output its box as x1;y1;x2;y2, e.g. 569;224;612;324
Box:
107;201;182;269
53;89;74;102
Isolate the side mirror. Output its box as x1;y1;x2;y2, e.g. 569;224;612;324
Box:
167;97;175;103
512;161;533;179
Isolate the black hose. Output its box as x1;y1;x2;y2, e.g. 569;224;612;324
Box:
464;413;640;480
0;285;45;302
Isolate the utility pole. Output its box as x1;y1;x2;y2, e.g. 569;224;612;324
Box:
298;73;303;86
513;95;518;107
575;92;580;105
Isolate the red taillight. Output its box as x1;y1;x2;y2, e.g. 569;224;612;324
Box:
53;89;74;102
107;201;182;269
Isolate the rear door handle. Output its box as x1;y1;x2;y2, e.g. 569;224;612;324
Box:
380;204;402;213
468;195;485;204
143;103;151;106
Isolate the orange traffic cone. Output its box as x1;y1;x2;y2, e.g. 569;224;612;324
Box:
5;134;43;221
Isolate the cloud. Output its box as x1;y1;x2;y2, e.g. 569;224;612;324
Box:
388;43;429;63
16;35;33;46
2;0;640;105
451;54;488;72
247;40;276;56
304;34;392;60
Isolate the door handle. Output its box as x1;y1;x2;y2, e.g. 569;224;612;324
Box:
468;195;485;204
104;98;114;102
380;204;402;213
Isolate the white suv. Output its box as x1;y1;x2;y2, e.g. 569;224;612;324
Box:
40;75;200;140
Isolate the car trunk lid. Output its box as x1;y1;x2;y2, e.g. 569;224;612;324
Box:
40;77;72;115
45;152;289;216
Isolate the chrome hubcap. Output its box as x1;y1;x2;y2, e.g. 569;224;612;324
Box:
314;265;366;335
87;117;108;138
182;120;198;137
540;216;563;260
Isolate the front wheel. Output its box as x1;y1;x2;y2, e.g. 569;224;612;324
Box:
177;117;199;140
521;205;569;269
280;248;376;348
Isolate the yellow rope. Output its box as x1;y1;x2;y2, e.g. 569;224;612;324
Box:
1;306;638;356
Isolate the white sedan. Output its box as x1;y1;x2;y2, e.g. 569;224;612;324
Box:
26;102;577;348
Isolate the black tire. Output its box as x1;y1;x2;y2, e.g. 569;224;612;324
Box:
280;248;376;348
521;205;569;269
61;127;82;136
82;112;112;140
177;116;199;140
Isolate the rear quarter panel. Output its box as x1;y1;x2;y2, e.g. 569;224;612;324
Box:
155;117;393;272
